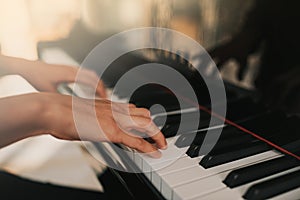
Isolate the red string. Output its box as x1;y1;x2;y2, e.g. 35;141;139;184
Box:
182;95;300;161
145;82;300;160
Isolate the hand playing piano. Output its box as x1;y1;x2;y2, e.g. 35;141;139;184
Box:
0;93;167;158
0;55;107;98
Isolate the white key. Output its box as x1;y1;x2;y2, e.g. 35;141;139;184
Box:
187;162;300;200
136;136;189;170
151;156;202;191
192;188;242;200
169;150;280;200
173;171;228;200
127;136;189;192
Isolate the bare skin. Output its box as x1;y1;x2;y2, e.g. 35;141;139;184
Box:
0;55;167;158
0;55;107;97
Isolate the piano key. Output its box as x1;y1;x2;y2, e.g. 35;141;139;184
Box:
186;144;203;158
178;111;287;157
199;121;299;169
162;102;282;140
191;188;242;200
221;97;267;122
156;97;264;131
271;187;300;200
195;182;300;200
154;110;211;127
228;165;300;198
195;135;256;158
135;128;278;198
200;141;271;168
162;117;224;138
134;136;190;172
243;168;300;200
176;126;243;148
174;160;299;200
186;127;272;159
161;150;279;199
237;110;287;132
224;152;300;188
151;156;202;191
172;171;228;200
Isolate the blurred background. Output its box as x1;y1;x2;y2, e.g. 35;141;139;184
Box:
0;0;256;89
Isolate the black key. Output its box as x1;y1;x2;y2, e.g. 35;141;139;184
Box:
237;110;287;133
179;127;249;149
199;127;298;168
224;97;267;121
224;153;300;188
283;139;300;153
137;100;182;114
154;110;211;126
183;127;247;157
199;141;271;168
158;110;218;138
175;131;203;148
243;169;300;200
162;117;223;138
186;144;202;158
200;134;256;155
178;111;286;150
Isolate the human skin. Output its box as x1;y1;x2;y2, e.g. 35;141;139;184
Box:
0;55;167;158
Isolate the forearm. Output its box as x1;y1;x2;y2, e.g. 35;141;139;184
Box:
0;54;33;76
0;93;44;148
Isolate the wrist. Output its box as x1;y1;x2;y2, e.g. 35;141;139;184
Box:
0;93;47;147
19;93;48;137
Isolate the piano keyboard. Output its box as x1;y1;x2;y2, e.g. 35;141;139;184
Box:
67;82;300;200
49;48;300;200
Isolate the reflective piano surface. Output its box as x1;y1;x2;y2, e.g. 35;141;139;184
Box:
52;48;300;200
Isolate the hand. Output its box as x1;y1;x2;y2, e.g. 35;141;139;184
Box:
17;60;107;98
37;93;167;157
0;93;167;157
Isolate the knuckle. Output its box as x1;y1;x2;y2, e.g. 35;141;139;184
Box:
139;108;151;115
135;117;152;127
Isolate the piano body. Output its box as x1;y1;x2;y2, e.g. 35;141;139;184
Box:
54;48;300;200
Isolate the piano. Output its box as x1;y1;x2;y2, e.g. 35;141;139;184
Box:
58;48;300;200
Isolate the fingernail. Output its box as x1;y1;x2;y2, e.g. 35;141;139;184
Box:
160;144;168;150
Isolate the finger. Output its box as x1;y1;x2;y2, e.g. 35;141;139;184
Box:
75;69;106;93
114;112;167;150
41;84;59;93
119;131;161;158
148;128;167;150
129;116;167;150
112;102;136;108
129;107;151;118
96;80;107;98
110;102;136;114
